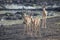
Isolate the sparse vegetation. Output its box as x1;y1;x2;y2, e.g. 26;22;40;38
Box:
55;22;60;25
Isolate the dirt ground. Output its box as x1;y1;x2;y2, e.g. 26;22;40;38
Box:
0;16;60;40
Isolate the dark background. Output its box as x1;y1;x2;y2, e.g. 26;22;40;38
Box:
0;0;60;5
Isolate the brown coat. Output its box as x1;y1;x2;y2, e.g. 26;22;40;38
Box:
42;8;47;18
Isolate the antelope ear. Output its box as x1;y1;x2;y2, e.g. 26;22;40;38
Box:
28;16;31;18
23;22;25;24
43;8;45;10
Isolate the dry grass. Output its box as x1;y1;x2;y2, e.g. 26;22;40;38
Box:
0;16;58;25
55;22;60;25
0;20;23;25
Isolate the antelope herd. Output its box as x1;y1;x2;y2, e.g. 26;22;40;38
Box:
23;7;47;37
